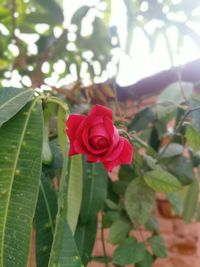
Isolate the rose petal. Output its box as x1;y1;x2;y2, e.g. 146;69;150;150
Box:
116;137;133;164
89;123;109;139
103;138;133;172
102;136;124;161
82;127;108;155
103;117;114;139
89;104;113;120
66;114;86;155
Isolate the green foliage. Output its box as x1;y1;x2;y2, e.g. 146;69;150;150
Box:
183;179;199;223
125;179;155;226
35;174;58;267
158;143;184;158
147;236;167;258
75;218;97;266
0;87;33;127
128;107;155;132
113;237;146;265
144;169;181;192
67;155;83;235
156;82;193;118
108;217;132;245
80;160;107;223
186;124;200;152
0;98;43;267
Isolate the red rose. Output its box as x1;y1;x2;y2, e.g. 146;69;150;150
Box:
66;104;133;172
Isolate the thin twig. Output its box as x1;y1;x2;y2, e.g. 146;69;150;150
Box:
138;228;149;249
11;0;17;41
112;80;123;121
100;212;109;267
158;106;200;160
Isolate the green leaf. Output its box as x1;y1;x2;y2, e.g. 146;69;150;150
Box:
166;192;183;215
67;155;83;235
167;156;194;185
156;82;193;118
59;222;83;267
148;236;167;258
183;179;199;223
71;5;90;26
108;217;132;245
186;124;200;152
144;216;159;232
35;174;58;267
125;179;155;226
75;218;97;266
0;58;10;71
0;99;43;267
113;237;146;265
0;87;33;127
48;102;80;267
105;198;120;210
159;143;184;158
144;169;181;192
57;105;68;159
189;96;200;132
102;211;120;228
128;107;155;132
34;0;64;24
42;103;56;165
136;251;154;267
0;6;10;19
119;163;138;181
80;159;107;223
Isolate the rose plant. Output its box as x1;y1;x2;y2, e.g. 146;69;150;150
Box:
0;82;200;267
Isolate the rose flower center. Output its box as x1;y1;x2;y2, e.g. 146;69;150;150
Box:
90;136;110;150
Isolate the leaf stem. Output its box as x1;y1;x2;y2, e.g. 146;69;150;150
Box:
100;212;109;267
158;105;200;160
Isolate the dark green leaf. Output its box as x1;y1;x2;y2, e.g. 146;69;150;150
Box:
59;223;83;267
159;143;184;158
144;169;181;192
67;155;83;235
0;87;33;127
34;0;64;24
102;211;120;228
156;82;193;118
148;235;167;258
80;159;107;223
144;216;159;232
186;124;200;152
189;96;200;132
75;218;97;266
35;174;57;267
128;107;155;132
166;192;183;215
167;156;194;185
71;6;90;26
113;237;146;265
125;179;155;226
108;218;132;244
0;99;43;267
183;179;199;223
136;251;154;267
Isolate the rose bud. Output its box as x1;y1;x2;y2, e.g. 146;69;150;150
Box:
66;104;133;172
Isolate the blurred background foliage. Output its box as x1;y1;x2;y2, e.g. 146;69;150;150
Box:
0;0;200;106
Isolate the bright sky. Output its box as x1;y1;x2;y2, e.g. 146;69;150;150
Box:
64;0;200;86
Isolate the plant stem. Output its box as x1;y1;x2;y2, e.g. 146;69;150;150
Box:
100;212;109;267
158;106;200;159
